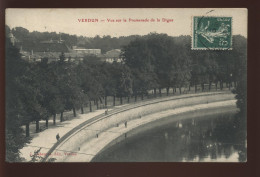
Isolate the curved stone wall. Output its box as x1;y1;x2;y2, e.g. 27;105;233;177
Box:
44;92;235;162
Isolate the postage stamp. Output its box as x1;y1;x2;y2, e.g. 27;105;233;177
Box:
192;16;232;50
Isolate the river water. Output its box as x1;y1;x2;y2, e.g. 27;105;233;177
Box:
92;112;246;162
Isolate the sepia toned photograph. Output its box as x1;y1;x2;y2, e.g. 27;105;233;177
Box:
5;8;247;162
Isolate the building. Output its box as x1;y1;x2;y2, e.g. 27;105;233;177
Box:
11;32;122;64
103;49;123;63
8;32;19;46
72;46;101;55
16;40;102;63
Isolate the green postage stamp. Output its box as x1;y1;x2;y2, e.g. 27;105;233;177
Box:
192;16;232;50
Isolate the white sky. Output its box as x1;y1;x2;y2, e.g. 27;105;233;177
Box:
6;8;247;38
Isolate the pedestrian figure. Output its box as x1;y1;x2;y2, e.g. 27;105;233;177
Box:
139;115;142;119
125;133;127;138
96;133;99;138
78;147;80;151
56;133;60;141
125;121;127;128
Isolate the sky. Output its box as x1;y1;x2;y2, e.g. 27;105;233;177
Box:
6;8;247;38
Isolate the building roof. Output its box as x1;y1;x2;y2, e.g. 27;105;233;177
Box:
73;48;101;51
105;49;121;58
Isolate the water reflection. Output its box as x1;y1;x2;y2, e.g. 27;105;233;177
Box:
92;112;246;162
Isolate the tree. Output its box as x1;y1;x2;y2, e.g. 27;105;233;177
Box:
11;27;29;42
99;62;117;106
5;37;41;161
231;35;247;161
122;35;158;98
113;64;133;104
56;53;85;118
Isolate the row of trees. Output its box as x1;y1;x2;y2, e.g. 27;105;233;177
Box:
5;37;134;161
6;31;246;161
122;34;246;96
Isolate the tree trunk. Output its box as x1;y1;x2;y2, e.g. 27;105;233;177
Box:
209;82;212;91
154;88;156;97
201;83;204;91
127;96;130;103
159;88;162;97
215;82;218;91
135;93;137;102
60;112;64;122
234;81;237;88
105;96;107;107
175;87;177;93
220;81;223;90
46;119;48;128
166;87;169;96
73;107;76;117
81;106;84;114
195;84;197;93
120;97;123;105
53;114;56;125
189;85;191;91
113;95;116;106
89;101;92;112
141;94;144;100
96;100;99;109
179;87;182;94
26;123;30;137
36;120;40;133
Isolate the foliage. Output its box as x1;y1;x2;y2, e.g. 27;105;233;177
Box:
6;26;247;161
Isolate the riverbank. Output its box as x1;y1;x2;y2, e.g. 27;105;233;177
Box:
57;100;237;162
44;92;236;162
19;91;235;162
92;102;239;162
92;107;239;162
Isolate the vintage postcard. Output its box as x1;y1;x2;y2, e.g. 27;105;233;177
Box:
5;8;247;162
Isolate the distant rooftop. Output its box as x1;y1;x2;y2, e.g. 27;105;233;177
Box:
105;49;121;58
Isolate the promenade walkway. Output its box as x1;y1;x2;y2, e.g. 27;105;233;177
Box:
19;91;236;162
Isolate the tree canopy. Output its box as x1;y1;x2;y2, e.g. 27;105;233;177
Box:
5;27;247;161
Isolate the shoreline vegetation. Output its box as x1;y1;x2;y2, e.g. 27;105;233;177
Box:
5;26;246;162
